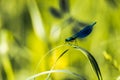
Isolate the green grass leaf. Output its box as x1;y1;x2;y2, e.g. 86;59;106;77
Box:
46;49;69;80
26;69;84;80
72;45;103;80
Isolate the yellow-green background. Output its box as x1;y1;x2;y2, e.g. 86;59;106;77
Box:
0;0;120;80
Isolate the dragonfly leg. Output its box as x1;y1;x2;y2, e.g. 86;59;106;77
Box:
73;39;79;46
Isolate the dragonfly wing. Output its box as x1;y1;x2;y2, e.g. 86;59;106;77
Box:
49;7;63;18
59;0;70;13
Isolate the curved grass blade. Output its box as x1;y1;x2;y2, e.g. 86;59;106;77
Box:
46;49;69;80
26;69;85;80
72;45;103;80
59;0;69;13
34;45;65;75
49;7;63;18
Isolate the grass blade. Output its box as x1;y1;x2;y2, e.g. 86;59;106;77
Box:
26;69;84;80
72;45;103;80
46;49;69;80
34;45;65;74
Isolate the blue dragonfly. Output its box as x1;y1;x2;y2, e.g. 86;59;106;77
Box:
65;22;96;42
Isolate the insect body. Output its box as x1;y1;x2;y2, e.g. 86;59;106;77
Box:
65;22;96;42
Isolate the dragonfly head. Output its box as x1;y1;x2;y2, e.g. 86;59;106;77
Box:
65;37;75;42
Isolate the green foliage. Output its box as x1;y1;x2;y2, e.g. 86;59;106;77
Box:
0;0;120;80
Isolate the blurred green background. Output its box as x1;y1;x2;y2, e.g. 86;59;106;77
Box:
0;0;120;80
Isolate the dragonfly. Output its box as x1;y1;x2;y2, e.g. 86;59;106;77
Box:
65;22;96;42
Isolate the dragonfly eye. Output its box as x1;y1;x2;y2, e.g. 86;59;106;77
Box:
65;39;69;42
